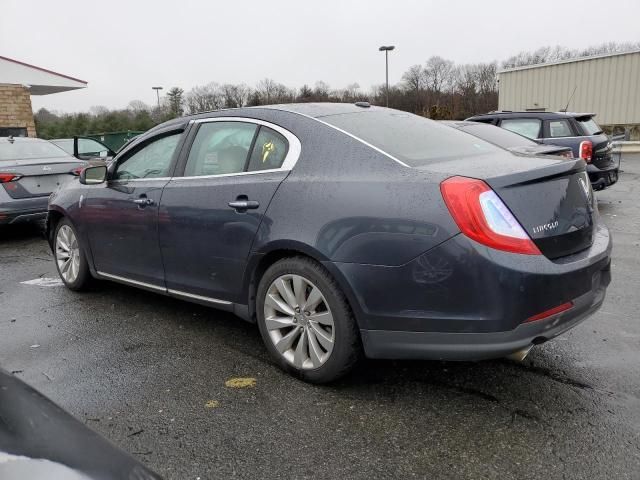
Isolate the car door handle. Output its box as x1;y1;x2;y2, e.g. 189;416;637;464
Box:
228;200;259;211
133;197;154;206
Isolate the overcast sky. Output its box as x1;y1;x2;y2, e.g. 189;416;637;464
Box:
2;0;639;113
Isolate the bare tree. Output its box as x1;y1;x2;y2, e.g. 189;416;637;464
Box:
402;65;425;113
185;83;223;114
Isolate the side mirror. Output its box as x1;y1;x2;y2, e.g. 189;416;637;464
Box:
79;165;107;185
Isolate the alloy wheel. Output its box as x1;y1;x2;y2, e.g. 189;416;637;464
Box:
56;224;80;284
263;274;335;369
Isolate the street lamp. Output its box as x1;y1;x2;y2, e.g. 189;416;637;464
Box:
378;45;395;107
152;86;163;108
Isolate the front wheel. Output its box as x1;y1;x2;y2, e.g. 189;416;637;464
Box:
54;218;92;291
256;257;361;383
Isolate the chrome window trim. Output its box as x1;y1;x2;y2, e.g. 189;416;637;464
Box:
277;109;411;168
109;177;172;184
169;169;287;182
96;271;166;292
173;116;301;179
167;288;232;305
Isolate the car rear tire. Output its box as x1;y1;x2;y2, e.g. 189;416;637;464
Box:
54;218;92;291
256;256;362;383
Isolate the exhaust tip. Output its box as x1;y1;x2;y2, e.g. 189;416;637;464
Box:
506;345;534;362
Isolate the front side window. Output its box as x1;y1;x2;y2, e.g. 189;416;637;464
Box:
246;127;288;172
499;118;541;139
548;120;573;138
184;122;257;177
113;132;181;180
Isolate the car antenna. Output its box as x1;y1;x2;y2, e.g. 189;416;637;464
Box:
562;85;577;113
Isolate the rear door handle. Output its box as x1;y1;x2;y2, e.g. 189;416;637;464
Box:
228;200;259;211
133;197;154;207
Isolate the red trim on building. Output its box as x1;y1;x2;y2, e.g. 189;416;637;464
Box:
0;55;87;84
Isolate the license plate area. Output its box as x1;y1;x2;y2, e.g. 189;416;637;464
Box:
19;174;72;195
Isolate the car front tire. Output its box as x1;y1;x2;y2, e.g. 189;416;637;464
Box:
256;256;362;384
54;218;92;291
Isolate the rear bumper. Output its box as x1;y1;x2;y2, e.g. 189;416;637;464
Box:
0;198;49;224
361;281;608;360
587;163;619;190
331;222;612;360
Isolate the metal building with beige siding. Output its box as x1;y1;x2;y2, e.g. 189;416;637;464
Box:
498;50;640;135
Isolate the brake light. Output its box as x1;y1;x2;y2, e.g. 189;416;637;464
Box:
440;176;541;255
524;301;574;323
70;166;84;176
0;173;22;183
579;141;592;163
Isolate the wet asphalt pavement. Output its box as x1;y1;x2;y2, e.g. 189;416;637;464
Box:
1;155;639;480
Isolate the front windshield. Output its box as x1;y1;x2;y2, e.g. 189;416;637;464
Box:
0;139;69;161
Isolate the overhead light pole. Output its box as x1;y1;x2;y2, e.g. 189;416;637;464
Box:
378;45;395;107
152;86;163;108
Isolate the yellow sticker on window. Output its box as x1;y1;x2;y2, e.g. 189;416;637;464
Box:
262;141;275;163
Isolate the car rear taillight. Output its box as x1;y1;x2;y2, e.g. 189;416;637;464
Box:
70;166;84;176
579;141;592;163
440;176;541;255
0;173;22;183
524;301;574;323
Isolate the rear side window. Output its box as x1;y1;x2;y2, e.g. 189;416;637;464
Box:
499;118;541;139
246;127;288;172
548;120;573;138
185;122;257;176
323;111;501;167
576;117;603;136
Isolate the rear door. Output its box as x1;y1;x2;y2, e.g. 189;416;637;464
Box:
158;118;299;304
83;130;185;287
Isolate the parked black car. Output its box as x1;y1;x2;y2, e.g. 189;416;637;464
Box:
441;120;574;158
0;137;88;225
465;111;618;190
47;104;611;383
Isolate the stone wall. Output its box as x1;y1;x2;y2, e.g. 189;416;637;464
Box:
0;83;36;137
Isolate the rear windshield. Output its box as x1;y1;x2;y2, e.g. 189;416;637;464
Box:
457;123;537;149
323;111;501;167
0;139;69;161
575;117;603;136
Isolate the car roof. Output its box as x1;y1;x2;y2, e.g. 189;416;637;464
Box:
0;136;56;143
467;111;595;120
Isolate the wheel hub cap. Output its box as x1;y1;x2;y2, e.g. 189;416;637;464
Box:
263;274;335;370
55;225;80;284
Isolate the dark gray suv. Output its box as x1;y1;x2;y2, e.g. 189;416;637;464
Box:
465;111;619;190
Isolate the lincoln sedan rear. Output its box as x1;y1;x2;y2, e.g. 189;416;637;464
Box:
47;103;612;383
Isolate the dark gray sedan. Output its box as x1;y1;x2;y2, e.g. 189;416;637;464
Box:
47;103;612;383
0;137;86;225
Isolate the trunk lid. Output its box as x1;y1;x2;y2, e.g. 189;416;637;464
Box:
1;157;85;199
420;152;595;259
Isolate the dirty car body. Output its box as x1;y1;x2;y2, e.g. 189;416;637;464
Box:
47;104;612;374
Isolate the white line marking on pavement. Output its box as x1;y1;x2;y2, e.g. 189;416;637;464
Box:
21;277;64;287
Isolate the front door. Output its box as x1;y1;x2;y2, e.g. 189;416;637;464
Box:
159;119;294;303
84;131;183;287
